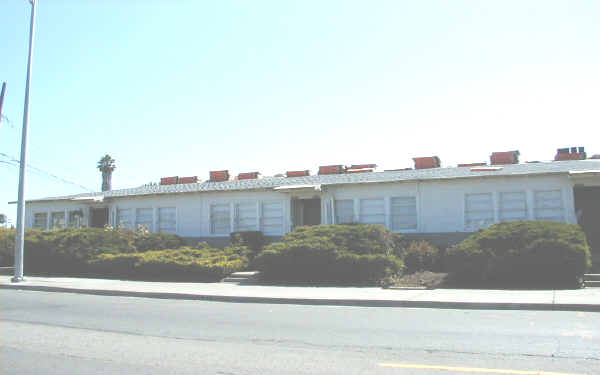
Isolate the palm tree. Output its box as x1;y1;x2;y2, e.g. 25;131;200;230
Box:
97;154;116;192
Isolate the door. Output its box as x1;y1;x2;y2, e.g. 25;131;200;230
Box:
90;207;109;228
302;198;321;226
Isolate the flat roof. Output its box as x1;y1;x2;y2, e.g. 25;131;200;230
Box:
16;159;600;204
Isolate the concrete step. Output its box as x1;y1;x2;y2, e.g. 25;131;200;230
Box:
221;271;261;284
584;280;600;288
229;271;260;277
583;274;600;281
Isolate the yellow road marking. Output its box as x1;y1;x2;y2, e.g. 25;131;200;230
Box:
378;363;586;375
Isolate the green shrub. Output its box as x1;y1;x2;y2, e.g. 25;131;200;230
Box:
133;232;185;252
21;228;138;274
254;225;404;285
230;231;265;255
446;221;591;285
89;246;249;282
284;224;398;255
403;240;440;273
0;228;15;266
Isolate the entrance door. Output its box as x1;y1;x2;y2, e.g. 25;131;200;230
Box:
90;207;109;228
291;198;322;229
574;186;600;255
302;198;321;226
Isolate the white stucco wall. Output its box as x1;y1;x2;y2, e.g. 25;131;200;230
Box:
23;173;577;237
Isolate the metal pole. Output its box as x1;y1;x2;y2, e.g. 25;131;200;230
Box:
13;0;37;283
0;82;6;126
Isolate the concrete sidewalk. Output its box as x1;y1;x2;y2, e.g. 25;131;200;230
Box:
1;275;600;311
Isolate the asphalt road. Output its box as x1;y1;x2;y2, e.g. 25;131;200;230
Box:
1;290;599;375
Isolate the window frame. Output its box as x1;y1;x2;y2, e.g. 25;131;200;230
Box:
158;207;177;234
390;196;418;232
464;192;494;231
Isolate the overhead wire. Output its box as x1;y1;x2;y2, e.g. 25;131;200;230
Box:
0;152;95;192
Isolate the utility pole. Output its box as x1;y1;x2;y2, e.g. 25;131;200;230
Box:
13;0;37;283
0;82;6;127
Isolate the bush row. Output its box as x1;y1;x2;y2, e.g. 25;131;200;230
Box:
0;227;184;272
254;225;404;285
445;221;591;285
89;244;249;282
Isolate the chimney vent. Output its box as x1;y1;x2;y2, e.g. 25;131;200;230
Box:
318;165;344;175
490;151;519;165
178;176;198;184
413;156;441;169
237;172;260;180
286;170;310;177
554;147;586;161
209;170;229;182
160;176;178;185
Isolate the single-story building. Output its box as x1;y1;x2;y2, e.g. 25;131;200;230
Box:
14;149;600;247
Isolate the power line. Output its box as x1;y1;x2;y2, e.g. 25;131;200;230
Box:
0;152;95;192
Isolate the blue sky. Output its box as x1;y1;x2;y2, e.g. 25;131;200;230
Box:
1;0;599;224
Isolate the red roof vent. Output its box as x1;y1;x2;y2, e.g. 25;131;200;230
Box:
555;147;586;161
178;176;198;184
286;170;310;177
237;172;260;180
209;170;229;182
490;151;519;165
160;176;178;185
413;156;441;169
318;165;344;175
458;162;487;168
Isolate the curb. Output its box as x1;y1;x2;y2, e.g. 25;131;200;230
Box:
2;284;600;312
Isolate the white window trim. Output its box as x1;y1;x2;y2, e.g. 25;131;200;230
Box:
533;189;565;222
209;201;232;237
260;199;285;236
464;192;495;232
389;195;419;233
157;206;178;234
497;191;528;223
358;197;387;226
135;207;154;232
233;200;259;233
32;211;49;230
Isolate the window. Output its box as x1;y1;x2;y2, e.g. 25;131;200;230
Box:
210;203;230;235
359;198;385;225
51;212;65;229
68;210;84;228
465;193;494;230
33;212;47;229
235;202;257;232
136;208;153;231
117;208;132;230
261;201;283;235
158;207;176;233
391;197;417;231
499;192;527;222
534;190;564;222
335;200;354;224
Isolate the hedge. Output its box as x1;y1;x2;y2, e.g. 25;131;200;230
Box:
89;245;249;282
283;224;400;256
0;227;185;274
445;221;591;285
254;225;404;285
